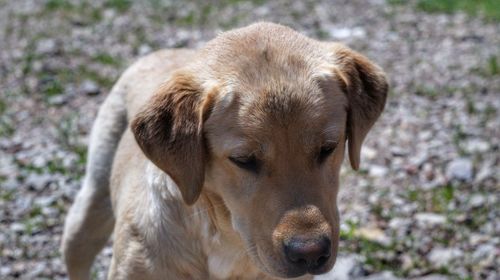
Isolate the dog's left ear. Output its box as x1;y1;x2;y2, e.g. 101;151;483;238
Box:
131;71;215;205
331;44;388;170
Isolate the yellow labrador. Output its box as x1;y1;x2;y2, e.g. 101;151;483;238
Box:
61;22;388;280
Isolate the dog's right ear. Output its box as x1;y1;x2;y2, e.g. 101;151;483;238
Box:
131;71;214;205
330;44;388;170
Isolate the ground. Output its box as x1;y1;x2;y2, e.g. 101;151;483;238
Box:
0;0;498;279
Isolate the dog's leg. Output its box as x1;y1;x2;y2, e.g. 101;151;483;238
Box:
61;87;127;280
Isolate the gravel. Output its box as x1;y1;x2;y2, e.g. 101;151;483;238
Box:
0;0;499;279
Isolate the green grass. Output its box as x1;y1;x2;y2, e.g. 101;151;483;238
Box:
487;55;499;76
93;53;121;66
417;0;500;21
45;0;73;11
39;75;65;97
105;0;132;12
0;98;6;115
415;86;438;99
0;97;15;137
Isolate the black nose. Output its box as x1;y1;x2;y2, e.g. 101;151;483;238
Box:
284;236;331;271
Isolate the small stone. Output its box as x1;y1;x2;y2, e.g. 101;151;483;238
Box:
48;94;68;105
446;158;473;182
427;247;463;267
10;222;26;232
356;227;391;246
25;173;52;191
472;243;495;260
415;213;446;226
469;194;486;208
79;80;100;96
389;218;410;229
410;152;429;168
0;266;12;276
465;139;489;153
369;165;388;177
362;271;400;280
390;146;408;157
328;27;366;40
318;254;362;280
36;39;58;55
362;147;377;160
138;44;152;55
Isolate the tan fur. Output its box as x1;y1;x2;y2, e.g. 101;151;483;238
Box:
61;22;388;280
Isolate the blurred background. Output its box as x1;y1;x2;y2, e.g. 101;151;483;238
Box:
0;0;498;279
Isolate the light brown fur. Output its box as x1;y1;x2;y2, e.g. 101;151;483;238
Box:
61;22;388;280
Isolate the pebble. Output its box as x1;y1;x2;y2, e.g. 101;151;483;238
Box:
472;243;496;260
369;165;389;177
446;158;473;182
427;248;463;267
390;146;408;157
468;194;486;208
35;39;58;55
48;94;68;106
78;80;100;96
25;173;52;191
415;213;446;226
356;227;391;246
318;255;362;280
465;139;490;153
360;271;400;280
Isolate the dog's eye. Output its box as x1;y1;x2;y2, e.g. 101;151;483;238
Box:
229;155;260;173
318;144;336;164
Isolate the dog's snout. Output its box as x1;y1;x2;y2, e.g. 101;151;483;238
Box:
284;236;331;271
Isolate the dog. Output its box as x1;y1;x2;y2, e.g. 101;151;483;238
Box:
61;22;388;280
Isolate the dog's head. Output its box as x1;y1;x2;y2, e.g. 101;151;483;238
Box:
132;23;387;278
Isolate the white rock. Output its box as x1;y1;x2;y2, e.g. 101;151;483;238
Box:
361;271;400;280
10;223;26;232
389;218;410;229
356;227;391;246
316;255;362;280
390;146;408;157
36;39;58;55
415;213;446;225
465;139;489;153
79;80;100;96
328;27;366;40
362;147;377;160
427;247;463;267
446;158;473;182
469;194;486;208
138;44;152;55
472;243;495;260
369;165;388;177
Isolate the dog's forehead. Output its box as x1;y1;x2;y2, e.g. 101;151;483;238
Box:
206;82;347;153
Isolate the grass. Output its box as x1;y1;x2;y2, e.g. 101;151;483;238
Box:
0;98;6;115
105;0;132;12
45;0;73;11
388;0;500;21
0;97;15;137
416;0;500;21
415;86;438;99
39;74;65;97
93;53;121;66
487;55;499;76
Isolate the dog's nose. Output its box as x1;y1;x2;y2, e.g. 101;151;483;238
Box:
284;236;331;270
